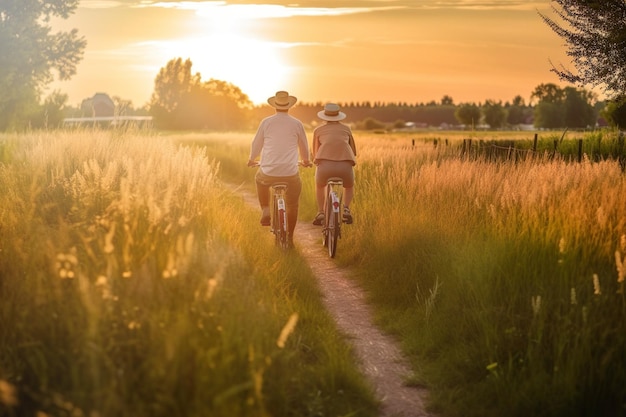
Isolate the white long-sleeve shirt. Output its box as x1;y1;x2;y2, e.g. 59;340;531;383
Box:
249;112;310;176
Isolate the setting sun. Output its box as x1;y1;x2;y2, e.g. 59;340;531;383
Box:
143;2;296;104
181;34;290;105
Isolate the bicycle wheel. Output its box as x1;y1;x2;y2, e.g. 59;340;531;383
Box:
271;193;280;246
327;189;339;258
322;184;331;248
276;193;290;250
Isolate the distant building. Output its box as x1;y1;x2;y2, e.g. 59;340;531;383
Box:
65;92;152;128
81;93;115;117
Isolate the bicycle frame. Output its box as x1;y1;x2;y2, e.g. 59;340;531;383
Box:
248;160;310;251
270;183;290;250
322;178;343;258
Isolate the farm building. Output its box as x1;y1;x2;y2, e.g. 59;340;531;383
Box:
82;93;115;117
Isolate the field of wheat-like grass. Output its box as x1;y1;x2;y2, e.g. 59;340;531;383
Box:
0;130;377;416
2;128;625;417
193;129;626;417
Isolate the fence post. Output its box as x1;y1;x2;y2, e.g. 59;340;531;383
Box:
533;133;538;153
578;139;583;163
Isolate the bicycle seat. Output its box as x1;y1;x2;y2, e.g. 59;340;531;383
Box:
271;182;289;190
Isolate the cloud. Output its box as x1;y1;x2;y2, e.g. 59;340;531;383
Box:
79;0;128;8
415;0;547;11
134;1;403;18
82;0;544;13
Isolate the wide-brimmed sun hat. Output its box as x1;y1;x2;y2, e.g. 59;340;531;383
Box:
317;103;346;121
267;91;297;109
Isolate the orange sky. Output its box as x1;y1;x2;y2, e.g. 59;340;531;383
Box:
50;0;579;108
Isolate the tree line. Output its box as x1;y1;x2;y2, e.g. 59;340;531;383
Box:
1;0;625;132
141;58;625;131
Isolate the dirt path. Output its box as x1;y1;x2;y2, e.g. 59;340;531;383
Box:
295;224;432;417
232;185;432;417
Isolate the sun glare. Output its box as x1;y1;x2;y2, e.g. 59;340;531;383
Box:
142;2;298;105
149;34;291;106
190;35;290;105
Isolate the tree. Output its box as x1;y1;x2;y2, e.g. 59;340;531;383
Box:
532;83;596;128
562;86;596;128
149;58;252;130
531;83;565;104
441;95;454;105
540;1;626;99
455;103;482;127
506;95;529;126
602;97;626;129
0;0;86;130
28;90;69;129
482;100;508;129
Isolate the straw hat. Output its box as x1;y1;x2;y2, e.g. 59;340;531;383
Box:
267;91;297;109
317;103;346;121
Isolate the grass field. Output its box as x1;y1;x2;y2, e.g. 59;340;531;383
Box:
1;128;625;416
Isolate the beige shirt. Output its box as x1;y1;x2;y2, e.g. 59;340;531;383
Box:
249;112;310;176
312;122;357;165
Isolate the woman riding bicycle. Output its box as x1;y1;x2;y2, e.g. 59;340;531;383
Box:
247;91;311;247
311;103;357;226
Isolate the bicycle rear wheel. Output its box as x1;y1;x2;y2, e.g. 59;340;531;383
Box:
326;187;340;258
275;194;289;250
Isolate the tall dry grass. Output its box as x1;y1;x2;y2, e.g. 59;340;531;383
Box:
344;132;626;417
188;129;626;416
0;130;377;416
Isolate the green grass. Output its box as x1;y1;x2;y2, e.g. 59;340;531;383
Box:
0;130;377;416
189;129;626;417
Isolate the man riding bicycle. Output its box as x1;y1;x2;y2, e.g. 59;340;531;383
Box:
247;91;312;248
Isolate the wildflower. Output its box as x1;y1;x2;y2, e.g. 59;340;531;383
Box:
56;249;78;279
95;275;113;300
592;274;601;295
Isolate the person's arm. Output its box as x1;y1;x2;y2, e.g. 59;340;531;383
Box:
348;132;357;157
248;122;265;165
297;123;312;166
311;131;320;161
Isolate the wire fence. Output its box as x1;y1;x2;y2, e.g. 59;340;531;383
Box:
419;132;626;170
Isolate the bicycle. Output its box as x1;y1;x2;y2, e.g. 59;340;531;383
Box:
249;161;310;251
269;181;291;250
322;177;344;258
